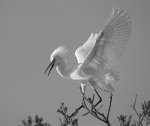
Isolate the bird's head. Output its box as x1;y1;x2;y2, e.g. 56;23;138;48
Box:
44;46;68;76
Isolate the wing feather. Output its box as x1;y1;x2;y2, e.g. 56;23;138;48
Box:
75;33;97;63
82;8;132;70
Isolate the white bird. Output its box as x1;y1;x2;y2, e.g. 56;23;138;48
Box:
44;8;132;93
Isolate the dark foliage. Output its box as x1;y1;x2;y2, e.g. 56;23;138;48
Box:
18;115;51;126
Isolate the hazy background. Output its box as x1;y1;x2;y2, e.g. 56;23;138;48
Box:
0;0;150;126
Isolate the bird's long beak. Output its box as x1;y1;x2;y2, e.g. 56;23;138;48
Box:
44;59;55;76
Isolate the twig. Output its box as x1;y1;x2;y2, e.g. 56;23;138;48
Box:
138;114;145;126
131;95;144;126
70;105;84;119
98;105;103;111
107;93;113;120
94;89;102;107
82;111;90;117
59;117;63;126
131;94;140;117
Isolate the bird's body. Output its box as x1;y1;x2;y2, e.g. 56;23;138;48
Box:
44;8;132;93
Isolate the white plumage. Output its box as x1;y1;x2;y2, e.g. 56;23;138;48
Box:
44;8;132;93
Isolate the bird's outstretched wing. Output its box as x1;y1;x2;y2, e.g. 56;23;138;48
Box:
81;8;132;70
75;33;98;64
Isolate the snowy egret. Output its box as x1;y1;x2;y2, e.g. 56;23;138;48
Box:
44;8;132;93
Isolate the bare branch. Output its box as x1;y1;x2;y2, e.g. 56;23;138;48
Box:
131;94;140;117
107;93;113;120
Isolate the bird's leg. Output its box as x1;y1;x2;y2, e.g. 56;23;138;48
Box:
79;86;91;109
79;86;86;107
80;83;86;94
94;88;102;107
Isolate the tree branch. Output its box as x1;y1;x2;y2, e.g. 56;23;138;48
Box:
107;93;113;121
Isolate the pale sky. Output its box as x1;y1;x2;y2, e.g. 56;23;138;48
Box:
0;0;150;126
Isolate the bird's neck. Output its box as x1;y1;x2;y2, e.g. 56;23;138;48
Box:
56;58;72;79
